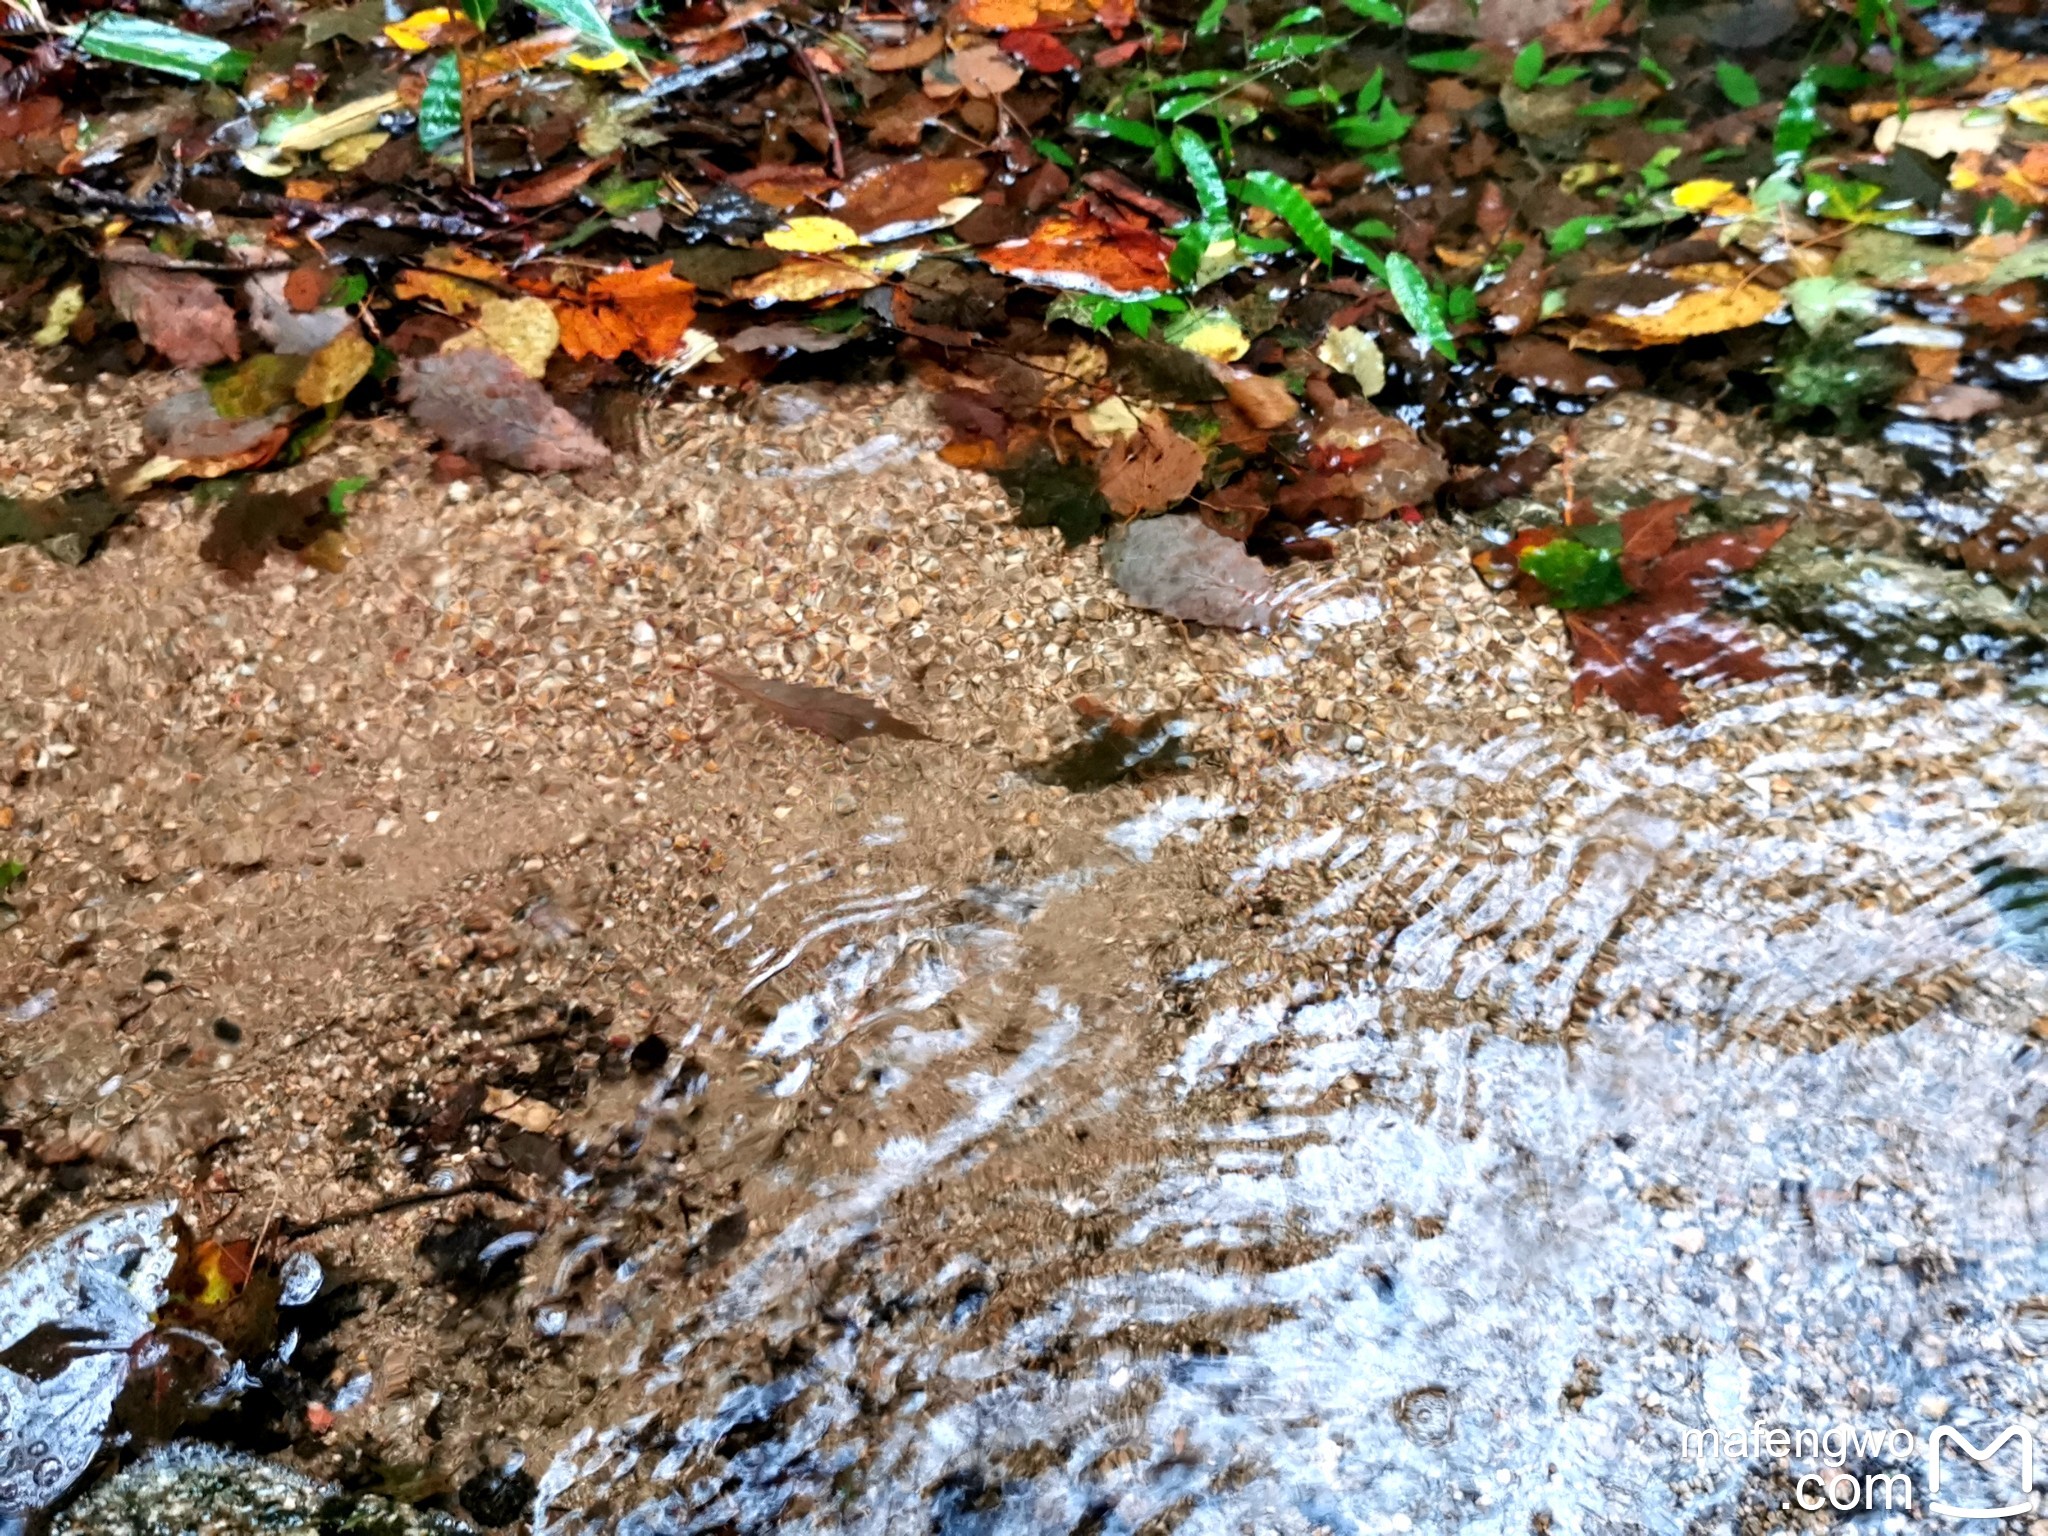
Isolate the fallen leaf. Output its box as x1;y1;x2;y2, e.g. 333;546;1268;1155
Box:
866;30;945;69
952;44;1023;97
482;1087;561;1134
1874;106;2006;158
705;669;930;742
499;155;615;208
955;0;1038;28
441;296;561;377
103;265;238;368
1097;414;1205;518
395;267;498;314
726;323;853;352
1209;365;1299;429
33;284;84;347
1573;263;1783;349
1002;27;1080;71
764;216;862;253
209;353;306;419
246;271;356;355
398;349;612;472
985;210;1173;298
732;255;887;305
128;392;294;493
1102;515;1284;629
1317;325;1386;397
383;6;475;50
550;264;698;362
294;328;375;405
0;483;126;565
1072;394;1143;444
832;157;989;239
1495;336;1641;394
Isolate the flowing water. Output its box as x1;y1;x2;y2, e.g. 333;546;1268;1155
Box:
8;383;2048;1535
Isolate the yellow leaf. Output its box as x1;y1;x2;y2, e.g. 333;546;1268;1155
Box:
1317;325;1385;397
1072;395;1141;446
273;91;403;152
394;268;497;313
764;216;862;253
295;329;375;406
1579;265;1783;348
733;256;882;304
1671;178;1735;211
33;283;83;347
383;6;455;50
441;296;561;378
567;47;630;70
1169;312;1248;363
321;131;390;171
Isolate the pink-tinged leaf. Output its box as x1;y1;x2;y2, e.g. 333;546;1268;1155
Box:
706;669;930;743
104;264;239;368
397;350;611;473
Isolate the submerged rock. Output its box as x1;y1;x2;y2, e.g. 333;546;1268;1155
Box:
51;1447;469;1536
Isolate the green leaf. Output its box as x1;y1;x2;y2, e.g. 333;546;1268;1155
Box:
1153;69;1239;90
523;0;623;50
1715;60;1761;109
1248;30;1348;60
327;477;371;519
1238;170;1334;263
1351;218;1396;241
0;859;24;893
1072;111;1165;149
1512;40;1544;90
1032;136;1076;169
1577;98;1639;117
594;173;662;214
1122;300;1155;338
1518;533;1631;610
1408;47;1483;73
1356;65;1384;111
1384;252;1455;360
419;51;464;147
1331;230;1386;278
1195;0;1231;37
1159;93;1214;122
1547;214;1612;253
459;0;498;26
1172;128;1229;221
1772;71;1823;162
1272;4;1323;25
1335;0;1402;21
1537;64;1587;86
1283;84;1343;107
1332;99;1413;149
1638;53;1673;88
76;13;251;82
328;272;369;307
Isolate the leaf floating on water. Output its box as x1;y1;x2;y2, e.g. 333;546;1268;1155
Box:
705;670;930;744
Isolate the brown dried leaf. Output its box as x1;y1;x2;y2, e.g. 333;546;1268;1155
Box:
1210;365;1298;429
103;265;239;369
866;29;945;69
1097;415;1205;519
832;156;989;237
1496;337;1642;395
706;669;930;743
397;349;611;473
199;482;346;580
951;43;1022;98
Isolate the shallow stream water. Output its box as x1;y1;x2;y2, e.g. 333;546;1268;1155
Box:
7;383;2048;1536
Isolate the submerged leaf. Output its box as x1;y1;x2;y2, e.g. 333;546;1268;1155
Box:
705;670;930;743
1103;515;1283;629
1029;709;1196;790
398;349;610;472
103;266;239;369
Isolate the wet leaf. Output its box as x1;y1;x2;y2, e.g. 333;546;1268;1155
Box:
985;211;1174;297
1098;414;1206;518
1318;325;1386;395
294;329;376;405
208;354;307;420
997;444;1111;546
1574;263;1782;348
1104;515;1283;629
1715;61;1760;109
76;14;250;82
398;349;611;472
102;266;239;372
833;157;989;238
705;669;930;743
550;264;698;362
1494;336;1639;394
523;0;623;52
441;296;560;377
1516;528;1629;609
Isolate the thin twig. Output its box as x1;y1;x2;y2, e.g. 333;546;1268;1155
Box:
277;1179;527;1239
788;37;845;180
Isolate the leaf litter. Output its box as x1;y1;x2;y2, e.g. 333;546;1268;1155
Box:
2;0;2047;717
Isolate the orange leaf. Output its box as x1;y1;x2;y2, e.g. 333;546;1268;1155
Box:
983;210;1173;298
955;0;1038;28
550;264;698;362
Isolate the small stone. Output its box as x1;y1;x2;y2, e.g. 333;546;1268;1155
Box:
218;833;264;870
1671;1227;1706;1255
1917;1393;1952;1421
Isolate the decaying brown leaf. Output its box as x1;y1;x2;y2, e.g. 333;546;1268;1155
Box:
705;669;931;743
103;265;239;369
1097;414;1205;519
397;349;612;472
